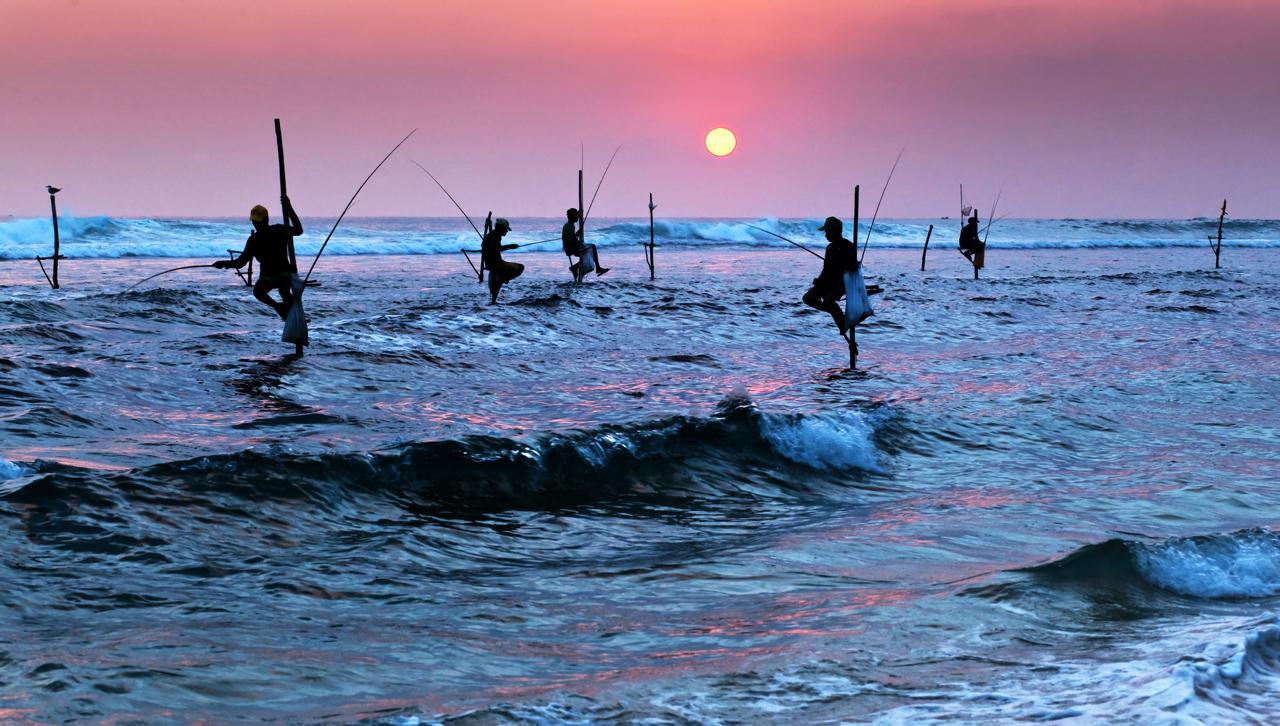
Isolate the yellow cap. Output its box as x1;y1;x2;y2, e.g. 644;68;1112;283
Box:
250;205;268;223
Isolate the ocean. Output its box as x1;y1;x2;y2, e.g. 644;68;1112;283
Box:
0;215;1277;723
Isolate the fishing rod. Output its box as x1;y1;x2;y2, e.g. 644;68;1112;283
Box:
460;236;561;253
743;224;824;260
303;129;417;284
859;146;906;263
410;161;484;243
982;186;1003;245
582;145;622;225
126;264;219;291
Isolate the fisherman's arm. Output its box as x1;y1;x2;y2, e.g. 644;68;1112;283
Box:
214;237;255;269
282;195;303;236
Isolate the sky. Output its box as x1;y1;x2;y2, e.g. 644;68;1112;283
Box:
2;0;1277;219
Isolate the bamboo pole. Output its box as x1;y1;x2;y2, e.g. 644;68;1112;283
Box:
1213;198;1223;270
648;193;656;279
576;169;585;282
920;224;933;271
49;187;61;289
849;185;860;369
275;119;296;275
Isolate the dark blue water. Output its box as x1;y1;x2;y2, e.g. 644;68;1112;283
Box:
1;244;1278;723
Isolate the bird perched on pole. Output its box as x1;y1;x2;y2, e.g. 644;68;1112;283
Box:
47;186;61;195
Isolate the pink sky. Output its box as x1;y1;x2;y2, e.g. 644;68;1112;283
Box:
2;0;1277;219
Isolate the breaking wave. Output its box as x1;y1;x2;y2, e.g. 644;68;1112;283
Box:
1029;529;1280;599
6;397;882;508
1;215;1276;259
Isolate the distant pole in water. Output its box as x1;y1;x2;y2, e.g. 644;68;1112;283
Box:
852;185;860;247
37;186;64;289
1208;198;1228;270
578;168;585;251
921;224;933;271
647;192;656;280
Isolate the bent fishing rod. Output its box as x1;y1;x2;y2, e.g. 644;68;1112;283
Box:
982;186;1003;245
410;161;489;279
459;236;561;253
304;128;418;284
581;145;622;226
743;224;824;259
859;146;906;263
126;263;221;290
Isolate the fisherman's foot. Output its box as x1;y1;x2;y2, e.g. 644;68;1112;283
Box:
596;267;610;277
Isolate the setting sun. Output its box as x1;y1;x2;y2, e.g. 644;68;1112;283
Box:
705;127;737;157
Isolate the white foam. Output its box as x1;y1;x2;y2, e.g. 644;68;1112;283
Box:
1134;531;1280;598
3;215;1276;259
0;457;28;480
761;410;879;471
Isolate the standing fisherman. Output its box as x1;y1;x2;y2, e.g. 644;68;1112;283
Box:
214;196;303;320
803;216;859;337
482;218;524;303
561;208;609;282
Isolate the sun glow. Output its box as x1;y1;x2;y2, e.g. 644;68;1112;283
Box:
705;127;737;157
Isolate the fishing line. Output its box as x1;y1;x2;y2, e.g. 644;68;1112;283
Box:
304;128;418;283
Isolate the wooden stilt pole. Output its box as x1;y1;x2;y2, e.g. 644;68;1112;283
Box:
50;191;61;288
274;119;304;356
577;169;585;282
920;224;933;271
1213;198;1223;270
275;120;295;275
37;186;65;290
850;185;860;369
647;192;656;280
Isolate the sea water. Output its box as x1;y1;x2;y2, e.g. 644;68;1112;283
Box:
0;217;1277;723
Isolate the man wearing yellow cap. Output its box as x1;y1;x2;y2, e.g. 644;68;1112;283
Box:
214;195;303;319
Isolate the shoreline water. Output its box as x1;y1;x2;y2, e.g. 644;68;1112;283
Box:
2;215;1279;261
1;246;1277;722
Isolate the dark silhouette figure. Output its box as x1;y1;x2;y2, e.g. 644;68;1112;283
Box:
803;216;857;341
959;213;982;262
482;218;524;303
214;196;303;320
561;208;609;282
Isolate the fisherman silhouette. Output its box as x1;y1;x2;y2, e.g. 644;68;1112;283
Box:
562;208;609;282
482;218;524;303
959;212;982;262
803;216;858;338
213;196;303;320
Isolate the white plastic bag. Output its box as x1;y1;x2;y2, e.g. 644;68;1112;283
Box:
844;265;874;328
282;274;309;347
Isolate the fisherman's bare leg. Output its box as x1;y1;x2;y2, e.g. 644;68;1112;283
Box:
589;244;610;276
253;276;289;320
803;286;846;335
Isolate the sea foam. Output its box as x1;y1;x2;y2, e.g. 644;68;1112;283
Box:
1133;530;1280;598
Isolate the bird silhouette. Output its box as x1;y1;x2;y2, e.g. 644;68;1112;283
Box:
46;186;61;195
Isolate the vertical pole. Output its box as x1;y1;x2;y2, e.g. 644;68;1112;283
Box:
852;185;860;248
920;224;933;271
1213;197;1223;268
275;119;295;274
850;185;860;370
49;190;61;289
577;169;585;282
648;192;655;280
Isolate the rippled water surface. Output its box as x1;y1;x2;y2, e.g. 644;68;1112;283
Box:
1;245;1278;723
